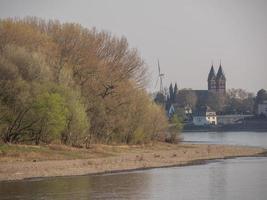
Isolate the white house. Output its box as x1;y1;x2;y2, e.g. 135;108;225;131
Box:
184;105;192;115
258;101;267;116
193;106;217;126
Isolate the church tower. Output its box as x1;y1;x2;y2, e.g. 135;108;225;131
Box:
208;63;226;93
208;65;216;92
215;64;226;93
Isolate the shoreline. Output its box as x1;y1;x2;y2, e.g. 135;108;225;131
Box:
17;152;267;183
0;143;266;182
183;129;267;132
183;119;267;132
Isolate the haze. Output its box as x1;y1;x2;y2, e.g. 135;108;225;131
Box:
0;0;266;93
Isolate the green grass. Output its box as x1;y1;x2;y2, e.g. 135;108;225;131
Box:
0;144;114;161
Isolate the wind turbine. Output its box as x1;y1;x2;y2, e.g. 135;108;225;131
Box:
155;59;164;93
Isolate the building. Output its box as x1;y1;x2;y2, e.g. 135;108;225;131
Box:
185;63;227;98
167;64;227;121
184;105;192;115
258;101;267;116
217;114;253;125
193;106;217;126
207;64;226;93
167;104;192;119
191;63;227;110
207;65;216;91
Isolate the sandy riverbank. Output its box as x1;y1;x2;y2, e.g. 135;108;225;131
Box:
0;143;266;181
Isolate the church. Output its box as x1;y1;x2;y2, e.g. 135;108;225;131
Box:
207;64;226;93
167;63;227;118
192;64;227;125
192;63;226;109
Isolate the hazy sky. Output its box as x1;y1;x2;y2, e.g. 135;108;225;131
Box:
0;0;266;93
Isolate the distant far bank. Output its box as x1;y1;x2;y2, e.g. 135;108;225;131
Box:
183;118;267;132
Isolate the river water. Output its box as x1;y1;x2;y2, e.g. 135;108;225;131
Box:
182;131;267;148
1;131;267;200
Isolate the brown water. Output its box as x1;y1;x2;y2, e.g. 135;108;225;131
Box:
1;131;267;200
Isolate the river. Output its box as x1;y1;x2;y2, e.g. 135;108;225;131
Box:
1;131;267;200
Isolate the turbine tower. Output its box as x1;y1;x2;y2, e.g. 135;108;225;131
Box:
155;59;164;93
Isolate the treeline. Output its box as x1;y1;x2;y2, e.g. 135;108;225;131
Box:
0;17;168;146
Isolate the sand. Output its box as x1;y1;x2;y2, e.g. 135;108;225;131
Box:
0;143;266;181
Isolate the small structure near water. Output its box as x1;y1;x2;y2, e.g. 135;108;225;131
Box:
192;106;253;126
217;114;253;125
258;100;267;117
193;106;217;126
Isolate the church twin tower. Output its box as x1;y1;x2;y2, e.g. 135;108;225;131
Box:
207;64;226;93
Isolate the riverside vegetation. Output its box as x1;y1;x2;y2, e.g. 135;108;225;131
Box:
0;17;173;147
1;18;266;182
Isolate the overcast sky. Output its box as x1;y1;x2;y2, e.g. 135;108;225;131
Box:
0;0;266;93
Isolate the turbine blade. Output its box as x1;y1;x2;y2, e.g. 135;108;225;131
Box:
157;59;160;74
154;77;159;89
160;77;163;91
